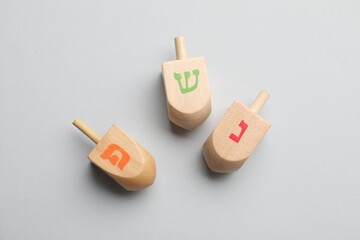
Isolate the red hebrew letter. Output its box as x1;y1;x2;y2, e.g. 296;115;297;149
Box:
100;144;130;170
229;120;248;143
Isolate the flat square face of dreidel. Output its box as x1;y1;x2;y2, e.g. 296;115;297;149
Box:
162;57;210;114
88;125;144;178
212;101;271;162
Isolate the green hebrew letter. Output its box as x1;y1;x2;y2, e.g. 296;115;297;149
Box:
173;69;200;94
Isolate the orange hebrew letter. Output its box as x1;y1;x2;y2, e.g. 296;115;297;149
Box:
100;144;131;170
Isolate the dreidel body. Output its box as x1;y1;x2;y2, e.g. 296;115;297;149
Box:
73;119;156;191
203;91;271;173
162;36;211;130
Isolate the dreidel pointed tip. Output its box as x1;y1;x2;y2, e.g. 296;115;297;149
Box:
203;134;245;173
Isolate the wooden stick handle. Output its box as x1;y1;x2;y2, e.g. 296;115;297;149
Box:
73;119;101;144
175;36;187;60
250;90;270;114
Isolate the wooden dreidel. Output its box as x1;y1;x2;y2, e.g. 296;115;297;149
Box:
73;119;156;191
162;36;211;130
202;91;271;173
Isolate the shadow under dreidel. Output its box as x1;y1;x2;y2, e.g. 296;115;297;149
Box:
169;121;194;137
197;150;232;180
88;164;144;197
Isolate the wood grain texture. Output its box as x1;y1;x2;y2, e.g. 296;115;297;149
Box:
203;94;270;173
162;37;211;130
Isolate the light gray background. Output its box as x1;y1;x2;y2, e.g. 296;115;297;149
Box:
1;0;359;239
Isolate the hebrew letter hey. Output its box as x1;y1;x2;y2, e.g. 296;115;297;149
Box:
100;144;131;170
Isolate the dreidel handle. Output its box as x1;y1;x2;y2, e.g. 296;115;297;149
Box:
250;90;270;114
73;119;101;144
175;36;187;60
